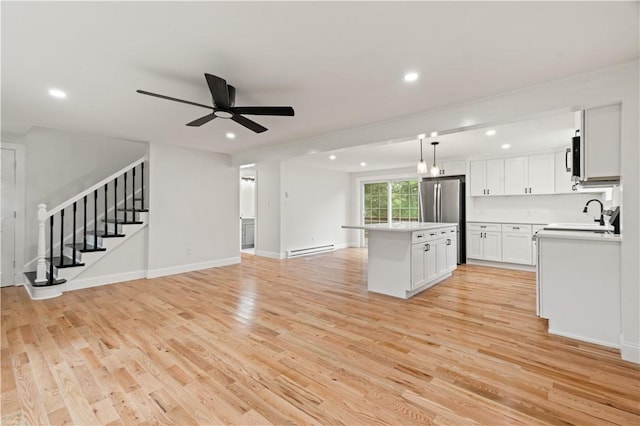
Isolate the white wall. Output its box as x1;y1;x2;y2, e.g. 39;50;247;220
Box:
281;161;351;252
23;126;147;263
239;178;255;218
147;143;239;277
255;161;282;258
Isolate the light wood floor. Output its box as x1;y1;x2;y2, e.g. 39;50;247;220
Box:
2;249;639;425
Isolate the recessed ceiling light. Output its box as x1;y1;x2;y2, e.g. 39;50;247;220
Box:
430;131;438;138
239;163;255;169
501;144;511;149
486;129;496;136
226;132;235;139
360;162;367;167
49;88;66;99
404;72;418;82
329;155;336;160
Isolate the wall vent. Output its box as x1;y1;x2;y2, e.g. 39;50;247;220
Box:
286;244;335;258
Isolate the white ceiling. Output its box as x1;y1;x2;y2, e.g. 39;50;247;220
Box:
2;2;638;157
289;111;576;173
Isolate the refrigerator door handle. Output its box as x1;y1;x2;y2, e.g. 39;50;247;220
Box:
437;183;443;222
433;184;437;222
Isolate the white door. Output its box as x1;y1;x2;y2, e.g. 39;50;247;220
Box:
483;231;502;262
469;161;486;196
440;161;466;176
425;242;437;281
528;153;555;194
554;150;573;194
485;159;505;196
436;239;447;275
446;237;457;272
411;244;426;289
467;230;483;259
1;148;16;286
502;233;532;265
504;156;528;195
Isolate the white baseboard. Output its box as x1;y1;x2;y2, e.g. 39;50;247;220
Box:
334;242;351;250
548;328;619;349
146;257;241;279
66;270;146;291
255;250;285;260
467;258;536;272
23;282;63;300
620;335;640;364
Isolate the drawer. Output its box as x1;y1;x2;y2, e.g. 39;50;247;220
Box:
467;223;501;232
501;224;532;234
438;226;456;237
412;230;440;243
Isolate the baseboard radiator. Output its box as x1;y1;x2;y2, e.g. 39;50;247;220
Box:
287;244;335;258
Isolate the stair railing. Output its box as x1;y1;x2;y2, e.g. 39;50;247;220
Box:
34;157;147;284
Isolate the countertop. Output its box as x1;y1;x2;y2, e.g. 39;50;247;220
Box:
535;230;622;243
342;222;457;232
467;220;548;225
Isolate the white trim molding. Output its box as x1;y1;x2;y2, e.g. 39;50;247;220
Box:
146;257;241;279
548;328;619;349
254;250;285;260
620;335;640;364
66;270;146;292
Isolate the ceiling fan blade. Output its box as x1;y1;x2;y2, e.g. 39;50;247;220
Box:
136;90;213;110
231;106;295;116
231;115;268;133
205;74;230;109
186;113;217;127
228;85;236;107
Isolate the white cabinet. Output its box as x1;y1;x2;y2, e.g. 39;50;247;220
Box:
531;224;545;266
554;150;574;194
467;223;502;261
425;241;438;282
470;159;504;196
411;227;455;290
411;243;426;289
436;160;466;177
582;104;621;182
446;234;457;272
504;154;554;195
501;224;532;265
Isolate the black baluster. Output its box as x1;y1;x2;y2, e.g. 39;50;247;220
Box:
94;189;98;249
141;162;145;210
72;202;77;264
124;171;128;223
132;166;137;217
59;209;65;267
104;183;108;234
49;216;54;283
114;177;118;233
83;196;87;251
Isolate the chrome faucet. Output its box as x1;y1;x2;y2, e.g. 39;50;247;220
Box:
583;199;605;226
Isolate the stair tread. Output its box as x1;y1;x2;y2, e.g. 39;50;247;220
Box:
87;230;126;238
65;243;106;252
102;218;143;224
24;271;67;287
118;208;148;212
50;256;85;268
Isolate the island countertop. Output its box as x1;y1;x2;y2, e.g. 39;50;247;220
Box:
342;222;457;232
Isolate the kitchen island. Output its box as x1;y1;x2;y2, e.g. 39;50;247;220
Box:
343;222;457;298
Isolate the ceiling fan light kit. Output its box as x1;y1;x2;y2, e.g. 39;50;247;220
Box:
137;73;295;133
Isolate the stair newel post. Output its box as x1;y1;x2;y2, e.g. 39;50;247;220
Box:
141;162;145;210
35;204;48;284
114;177;118;231
49;216;54;283
104;183;108;234
59;208;65;267
94;190;98;249
83;196;87;251
132;166;137;217
124;171;128;223
72;202;77;265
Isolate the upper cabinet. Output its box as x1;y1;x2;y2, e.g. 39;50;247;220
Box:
436;161;466;177
504;153;555;195
555;150;574;193
469;159;504;196
581;104;621;183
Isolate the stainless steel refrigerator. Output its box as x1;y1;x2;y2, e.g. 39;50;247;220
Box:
419;176;466;264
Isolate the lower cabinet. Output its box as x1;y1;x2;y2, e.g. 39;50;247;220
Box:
468;222;546;266
501;224;532;265
467;223;502;261
411;227;456;290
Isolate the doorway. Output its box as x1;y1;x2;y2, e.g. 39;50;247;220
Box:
1;148;16;286
240;167;256;254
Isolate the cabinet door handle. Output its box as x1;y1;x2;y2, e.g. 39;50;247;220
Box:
425;243;430;251
529;187;532;193
480;225;486;228
487;189;490;195
446;239;451;245
513;226;520;230
565;148;571;172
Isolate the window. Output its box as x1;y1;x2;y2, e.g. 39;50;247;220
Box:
361;179;419;245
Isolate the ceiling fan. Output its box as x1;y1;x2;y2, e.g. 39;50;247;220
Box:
136;73;294;133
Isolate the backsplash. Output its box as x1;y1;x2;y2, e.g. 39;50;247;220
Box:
467;192;611;224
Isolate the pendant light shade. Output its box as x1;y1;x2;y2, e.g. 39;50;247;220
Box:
417;134;428;175
430;141;440;176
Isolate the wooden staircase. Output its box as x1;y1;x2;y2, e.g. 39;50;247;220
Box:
24;158;148;299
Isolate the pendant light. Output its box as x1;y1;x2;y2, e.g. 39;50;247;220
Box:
417;134;428;175
430;141;440;176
